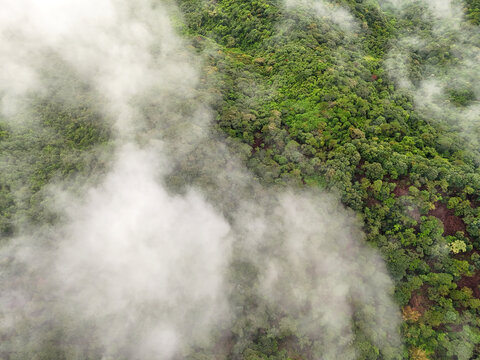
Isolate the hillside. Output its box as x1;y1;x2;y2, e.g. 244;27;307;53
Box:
1;0;480;359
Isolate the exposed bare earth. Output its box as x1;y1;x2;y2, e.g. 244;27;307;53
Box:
428;202;467;237
392;182;410;197
409;285;432;315
458;271;480;299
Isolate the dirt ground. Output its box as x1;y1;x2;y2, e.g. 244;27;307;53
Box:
428;202;467;237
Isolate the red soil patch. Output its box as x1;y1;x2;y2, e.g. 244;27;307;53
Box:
449;324;464;332
251;133;264;154
467;194;480;209
428;202;466;237
393;184;409;197
458;271;480;299
353;160;365;183
409;285;432;315
389;176;411;198
353;172;363;184
388;178;423;221
453;249;479;262
367;197;380;207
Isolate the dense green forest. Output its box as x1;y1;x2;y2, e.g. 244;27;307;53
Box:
1;0;480;359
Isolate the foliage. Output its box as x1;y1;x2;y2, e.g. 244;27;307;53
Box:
1;0;480;358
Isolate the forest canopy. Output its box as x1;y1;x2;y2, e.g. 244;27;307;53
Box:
0;0;480;359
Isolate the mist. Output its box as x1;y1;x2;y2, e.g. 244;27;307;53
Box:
0;0;402;359
381;0;480;151
284;0;359;33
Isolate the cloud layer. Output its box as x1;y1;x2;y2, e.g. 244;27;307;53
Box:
381;0;480;151
0;0;402;359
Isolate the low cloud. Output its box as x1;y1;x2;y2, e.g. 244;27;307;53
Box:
381;0;480;151
0;0;402;359
285;0;359;33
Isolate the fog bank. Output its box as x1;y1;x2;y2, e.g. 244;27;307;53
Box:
0;0;402;359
